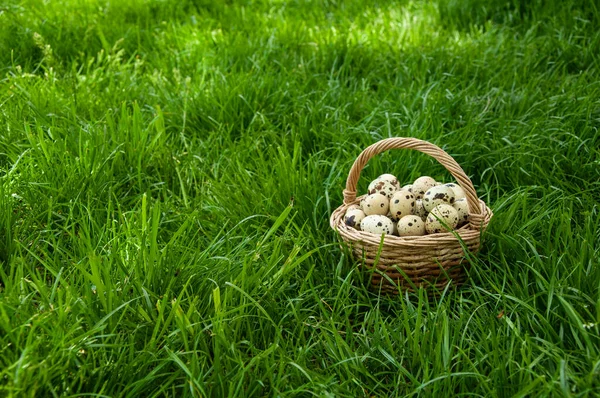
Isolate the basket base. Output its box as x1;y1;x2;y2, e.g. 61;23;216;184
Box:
367;266;468;295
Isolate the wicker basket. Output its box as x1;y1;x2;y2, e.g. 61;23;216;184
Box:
330;137;493;294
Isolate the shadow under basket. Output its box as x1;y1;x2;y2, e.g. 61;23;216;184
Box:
329;137;493;295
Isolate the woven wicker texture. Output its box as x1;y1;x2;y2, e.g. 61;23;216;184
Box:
330;137;493;294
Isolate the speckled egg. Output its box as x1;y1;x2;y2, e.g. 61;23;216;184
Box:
445;183;467;200
397;215;426;237
389;191;415;221
346;204;361;212
368;177;398;199
361;193;390;216
453;198;469;227
360;215;395;236
422;185;456;212
415;199;428;220
400;184;413;192
377;174;400;189
425;204;459;234
344;209;366;230
412;176;437;199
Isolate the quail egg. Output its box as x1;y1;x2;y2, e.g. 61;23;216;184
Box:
361;215;395;236
345;208;366;230
425;204;459;234
389;191;416;221
368;177;398;199
444;183;467;200
422;185;456;212
412;176;437;199
415;199;428;220
453;198;469;227
361;193;390;216
400;184;413;192
346;204;361;212
397;215;426;237
377;174;400;189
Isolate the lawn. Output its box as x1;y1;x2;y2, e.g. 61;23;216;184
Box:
1;0;599;396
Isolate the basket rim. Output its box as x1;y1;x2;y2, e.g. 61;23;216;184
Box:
330;196;493;246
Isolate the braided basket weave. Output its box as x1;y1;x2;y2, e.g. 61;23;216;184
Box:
330;137;493;294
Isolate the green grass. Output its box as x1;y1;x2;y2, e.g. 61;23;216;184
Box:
1;0;599;395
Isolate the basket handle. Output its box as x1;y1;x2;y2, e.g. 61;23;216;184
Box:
343;137;484;226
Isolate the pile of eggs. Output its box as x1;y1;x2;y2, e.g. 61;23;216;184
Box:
344;174;470;237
